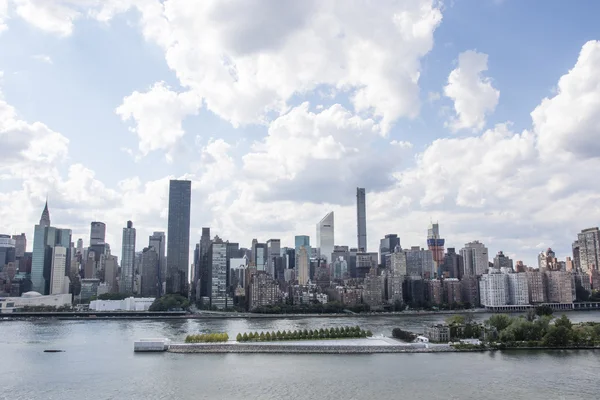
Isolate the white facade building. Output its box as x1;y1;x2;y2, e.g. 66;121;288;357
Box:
50;246;67;295
0;292;71;311
89;297;155;311
507;273;529;305
316;212;334;263
210;240;229;309
479;272;508;307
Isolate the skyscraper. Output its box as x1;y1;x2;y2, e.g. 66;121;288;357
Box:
460;241;489;276
576;227;600;274
12;233;26;259
31;202;72;294
197;227;211;299
316;212;334;264
379;234;400;266
266;239;281;276
210;237;229;309
49;246;67;294
90;222;106;245
166;179;191;295
427;223;445;278
356;188;367;251
120;221;136;294
149;231;166;296
140;246;160;297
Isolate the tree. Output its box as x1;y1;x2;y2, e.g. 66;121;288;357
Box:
535;305;553;317
446;315;466;325
366;330;373;337
486;314;512;332
242;333;248;341
236;333;242;342
543;326;570;347
554;314;572;330
526;308;537;322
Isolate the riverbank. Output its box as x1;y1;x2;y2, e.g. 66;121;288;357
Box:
3;307;600;321
165;341;600;354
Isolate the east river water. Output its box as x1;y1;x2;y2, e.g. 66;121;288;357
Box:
2;311;600;400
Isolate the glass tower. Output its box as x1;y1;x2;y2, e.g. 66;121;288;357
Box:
166;180;191;295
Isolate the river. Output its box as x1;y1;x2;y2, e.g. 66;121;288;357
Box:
1;311;599;399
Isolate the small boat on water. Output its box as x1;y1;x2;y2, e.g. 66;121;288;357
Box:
43;350;64;353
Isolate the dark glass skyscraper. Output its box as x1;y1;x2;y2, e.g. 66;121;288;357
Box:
166;180;191;296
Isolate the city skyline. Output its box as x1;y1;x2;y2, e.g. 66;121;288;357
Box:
1;2;600;270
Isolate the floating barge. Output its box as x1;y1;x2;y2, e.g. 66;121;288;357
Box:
134;338;171;352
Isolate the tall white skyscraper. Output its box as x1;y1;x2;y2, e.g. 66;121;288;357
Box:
316;212;334;263
120;220;136;294
49;246;67;294
357;188;367;251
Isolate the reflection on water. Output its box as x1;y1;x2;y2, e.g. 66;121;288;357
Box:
1;311;599;400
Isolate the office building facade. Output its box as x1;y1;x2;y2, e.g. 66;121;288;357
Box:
166;179;191;295
316;212;334;264
120;221;136;294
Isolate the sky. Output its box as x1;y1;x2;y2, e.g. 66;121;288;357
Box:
1;0;600;268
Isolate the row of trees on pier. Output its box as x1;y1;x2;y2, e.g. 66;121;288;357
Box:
236;326;373;342
184;333;229;343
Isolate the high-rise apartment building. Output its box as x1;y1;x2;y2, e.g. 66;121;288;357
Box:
507;273;529;305
149;231;166;296
460;241;489;276
538;248;559;271
427;223;445;277
526;270;547;303
166;179;191;295
316;212;334;264
405;246;434;278
479;271;509;307
442;248;462;279
104;254;118;292
12;233;26;259
390;248;408;275
140;247;159;297
379;234;400;266
49;246;67;295
196;227;211;299
90;222;106;245
296;246;310;285
248;270;280;310
266;239;281;276
493;251;514;272
356;188;367;251
254;243;267;272
443;278;462;305
210;238;229;309
575;227;600;274
545;270;573;303
120;221;136;294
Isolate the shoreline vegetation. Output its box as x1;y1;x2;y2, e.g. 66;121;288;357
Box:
235;326;372;342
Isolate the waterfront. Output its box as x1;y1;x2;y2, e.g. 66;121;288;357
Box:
2;312;600;399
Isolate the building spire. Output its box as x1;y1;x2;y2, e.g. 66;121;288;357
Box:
40;198;51;227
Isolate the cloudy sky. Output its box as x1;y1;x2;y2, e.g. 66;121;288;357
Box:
1;0;599;268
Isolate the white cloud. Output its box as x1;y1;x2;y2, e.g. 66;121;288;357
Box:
444;50;500;132
11;0;84;36
0;0;8;33
532;40;600;161
101;0;443;136
32;54;53;64
115;82;201;159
